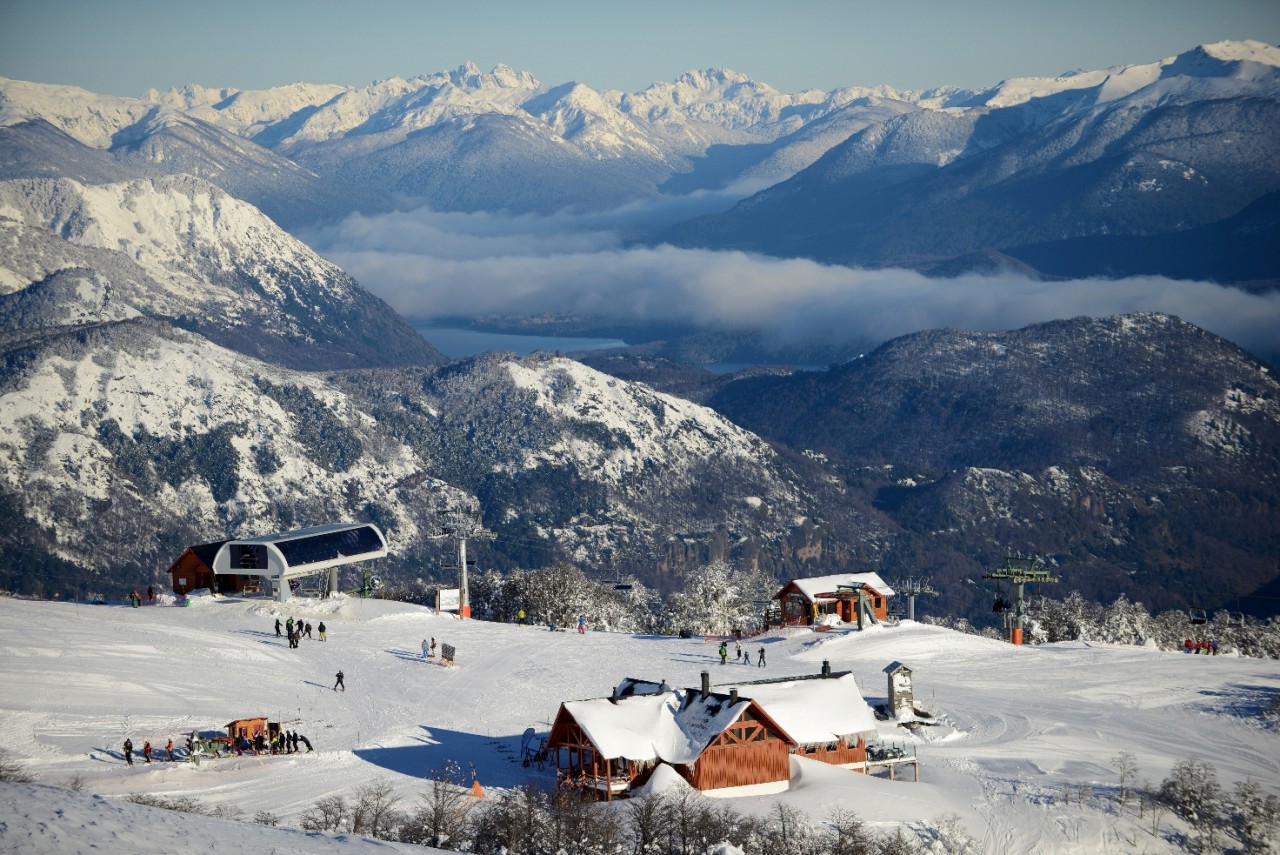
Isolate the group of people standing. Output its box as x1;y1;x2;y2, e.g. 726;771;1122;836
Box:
276;616;326;647
718;640;766;667
1184;638;1219;654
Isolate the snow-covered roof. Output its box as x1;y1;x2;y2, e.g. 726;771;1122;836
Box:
714;673;878;745
783;572;896;601
562;687;752;763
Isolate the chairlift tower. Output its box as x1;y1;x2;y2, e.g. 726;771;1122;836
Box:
982;555;1059;646
889;577;938;621
431;510;493;620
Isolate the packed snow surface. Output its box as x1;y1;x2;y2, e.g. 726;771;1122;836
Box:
0;594;1277;853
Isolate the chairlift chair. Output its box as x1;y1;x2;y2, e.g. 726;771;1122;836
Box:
1227;611;1245;628
1189;607;1208;626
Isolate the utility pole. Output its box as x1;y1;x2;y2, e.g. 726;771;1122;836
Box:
431;510;493;620
982;555;1059;645
890;577;938;621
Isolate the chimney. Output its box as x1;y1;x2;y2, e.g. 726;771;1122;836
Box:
701;671;710;699
730;688;739;705
821;659;831;678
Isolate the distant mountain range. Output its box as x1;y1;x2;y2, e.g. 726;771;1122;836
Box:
3;41;1277;283
1;44;1278;621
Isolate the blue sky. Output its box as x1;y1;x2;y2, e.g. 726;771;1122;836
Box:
2;0;1278;96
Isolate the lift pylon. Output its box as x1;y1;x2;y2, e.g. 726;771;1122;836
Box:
982;555;1059;645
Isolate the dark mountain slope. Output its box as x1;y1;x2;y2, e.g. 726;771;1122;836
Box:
707;313;1280;616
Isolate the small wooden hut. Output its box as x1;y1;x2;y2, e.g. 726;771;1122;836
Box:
773;572;895;627
169;540;259;596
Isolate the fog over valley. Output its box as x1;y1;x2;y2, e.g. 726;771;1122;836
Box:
306;203;1280;361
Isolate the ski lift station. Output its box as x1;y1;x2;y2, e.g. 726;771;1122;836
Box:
168;523;388;602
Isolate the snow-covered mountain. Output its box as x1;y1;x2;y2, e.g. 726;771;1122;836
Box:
665;40;1280;279
0;319;853;594
0;63;972;219
0;175;441;369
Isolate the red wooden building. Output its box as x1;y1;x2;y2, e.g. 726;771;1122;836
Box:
547;673;794;799
773;572;895;627
716;662;879;771
169;540;260;595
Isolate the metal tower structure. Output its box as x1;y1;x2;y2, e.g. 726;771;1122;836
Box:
982;555;1059;645
432;510;493;620
889;577;938;621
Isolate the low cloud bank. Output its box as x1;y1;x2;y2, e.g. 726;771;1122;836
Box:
303;205;1280;360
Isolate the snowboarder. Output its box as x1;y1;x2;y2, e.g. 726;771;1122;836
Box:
334;670;345;691
123;738;133;766
718;642;728;665
430;637;437;658
142;741;152;763
318;621;327;641
422;639;430;659
578;614;586;634
299;734;313;752
146;585;154;602
757;647;766;667
166;738;175;761
305;622;313;640
275;618;282;637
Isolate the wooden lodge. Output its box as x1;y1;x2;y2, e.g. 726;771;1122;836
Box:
548;663;893;800
773;572;895;628
547;673;794;800
717;660;879;771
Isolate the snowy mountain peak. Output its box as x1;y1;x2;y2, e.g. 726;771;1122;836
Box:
450;61;542;92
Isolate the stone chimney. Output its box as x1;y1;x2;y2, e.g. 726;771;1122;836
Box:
821;659;831;677
730;688;739;704
701;670;710;699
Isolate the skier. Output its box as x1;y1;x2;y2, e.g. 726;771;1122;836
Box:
318;621;327;641
166;738;175;761
305;622;313;640
735;642;742;661
422;639;430;659
1184;638;1193;654
275;618;282;637
430;637;437;658
718;641;728;665
757;646;766;667
285;617;294;637
578;614;586;634
142;741;152;763
334;670;345;691
146;585;154;602
123;738;133;766
518;609;525;625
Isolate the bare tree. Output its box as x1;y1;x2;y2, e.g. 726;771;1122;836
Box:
1111;751;1138;807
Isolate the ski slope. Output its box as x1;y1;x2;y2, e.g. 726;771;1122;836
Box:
0;592;1277;853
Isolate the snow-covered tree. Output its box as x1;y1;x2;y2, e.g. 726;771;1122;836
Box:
662;560;768;635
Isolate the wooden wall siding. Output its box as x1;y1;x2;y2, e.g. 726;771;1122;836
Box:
793;736;867;767
690;715;790;790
